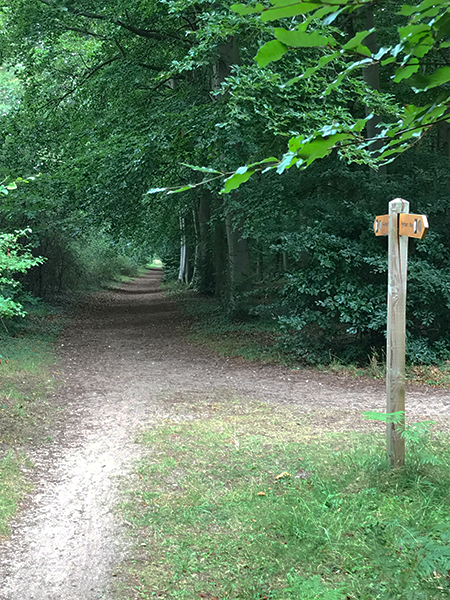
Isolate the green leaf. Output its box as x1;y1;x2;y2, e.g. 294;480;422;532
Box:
393;61;420;83
342;29;372;51
223;168;255;193
399;23;431;43
322;7;347;25
350;117;371;132
286;52;339;85
297;132;350;163
399;3;415;16
354;43;372;57
255;40;288;67
362;411;405;424
416;103;447;124
326;58;373;94
288;134;306;153
274;27;331;48
271;0;317;7
231;3;264;16
400;0;448;16
276;151;298;174
248;156;278;168
261;2;319;22
435;12;450;41
6;182;17;190
167;184;195;194
409;66;450;91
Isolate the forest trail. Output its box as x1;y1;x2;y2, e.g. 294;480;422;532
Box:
0;269;448;600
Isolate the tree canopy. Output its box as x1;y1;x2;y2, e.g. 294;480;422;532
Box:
2;0;450;364
190;0;450;191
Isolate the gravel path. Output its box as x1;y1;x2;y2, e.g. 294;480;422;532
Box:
0;269;448;599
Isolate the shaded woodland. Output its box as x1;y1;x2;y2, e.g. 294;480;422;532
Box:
2;0;450;364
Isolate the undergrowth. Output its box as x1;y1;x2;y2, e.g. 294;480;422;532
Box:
163;283;450;387
120;398;450;599
163;283;292;364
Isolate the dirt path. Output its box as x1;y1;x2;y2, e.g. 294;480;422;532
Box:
0;270;449;599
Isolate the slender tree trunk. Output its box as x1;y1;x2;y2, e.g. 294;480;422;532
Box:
190;207;199;287
184;250;189;284
438;122;450;161
178;217;187;283
212;38;239;91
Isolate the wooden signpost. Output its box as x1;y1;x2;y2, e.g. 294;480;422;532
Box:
374;199;429;467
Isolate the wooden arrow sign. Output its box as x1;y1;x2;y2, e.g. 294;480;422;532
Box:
374;215;389;236
374;213;429;239
398;214;429;240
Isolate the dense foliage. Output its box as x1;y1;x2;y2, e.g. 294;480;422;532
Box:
1;0;450;363
0;228;44;318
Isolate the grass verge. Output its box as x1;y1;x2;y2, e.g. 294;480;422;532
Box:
0;304;65;535
119;396;450;599
0;452;33;539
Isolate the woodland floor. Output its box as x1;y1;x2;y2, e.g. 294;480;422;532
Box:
0;269;449;599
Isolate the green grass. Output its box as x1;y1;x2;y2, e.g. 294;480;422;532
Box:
0;452;32;538
119;398;450;599
0;304;64;535
113;266;154;285
147;259;163;269
0;309;62;446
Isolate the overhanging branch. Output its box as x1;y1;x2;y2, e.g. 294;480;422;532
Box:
64;26;107;40
45;55;121;108
38;0;191;46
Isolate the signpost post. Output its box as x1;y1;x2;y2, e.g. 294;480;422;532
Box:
374;199;428;467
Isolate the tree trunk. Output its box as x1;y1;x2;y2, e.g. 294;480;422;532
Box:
178;217;187;283
212;38;251;306
192;190;214;293
212;38;239;92
225;213;250;308
363;9;386;173
213;203;227;298
191;207;199;287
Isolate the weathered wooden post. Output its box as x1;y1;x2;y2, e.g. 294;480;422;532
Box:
374;199;428;467
386;199;409;466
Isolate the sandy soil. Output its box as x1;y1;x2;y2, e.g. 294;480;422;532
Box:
0;269;449;599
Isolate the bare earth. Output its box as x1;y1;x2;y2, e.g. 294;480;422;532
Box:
0;269;449;599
